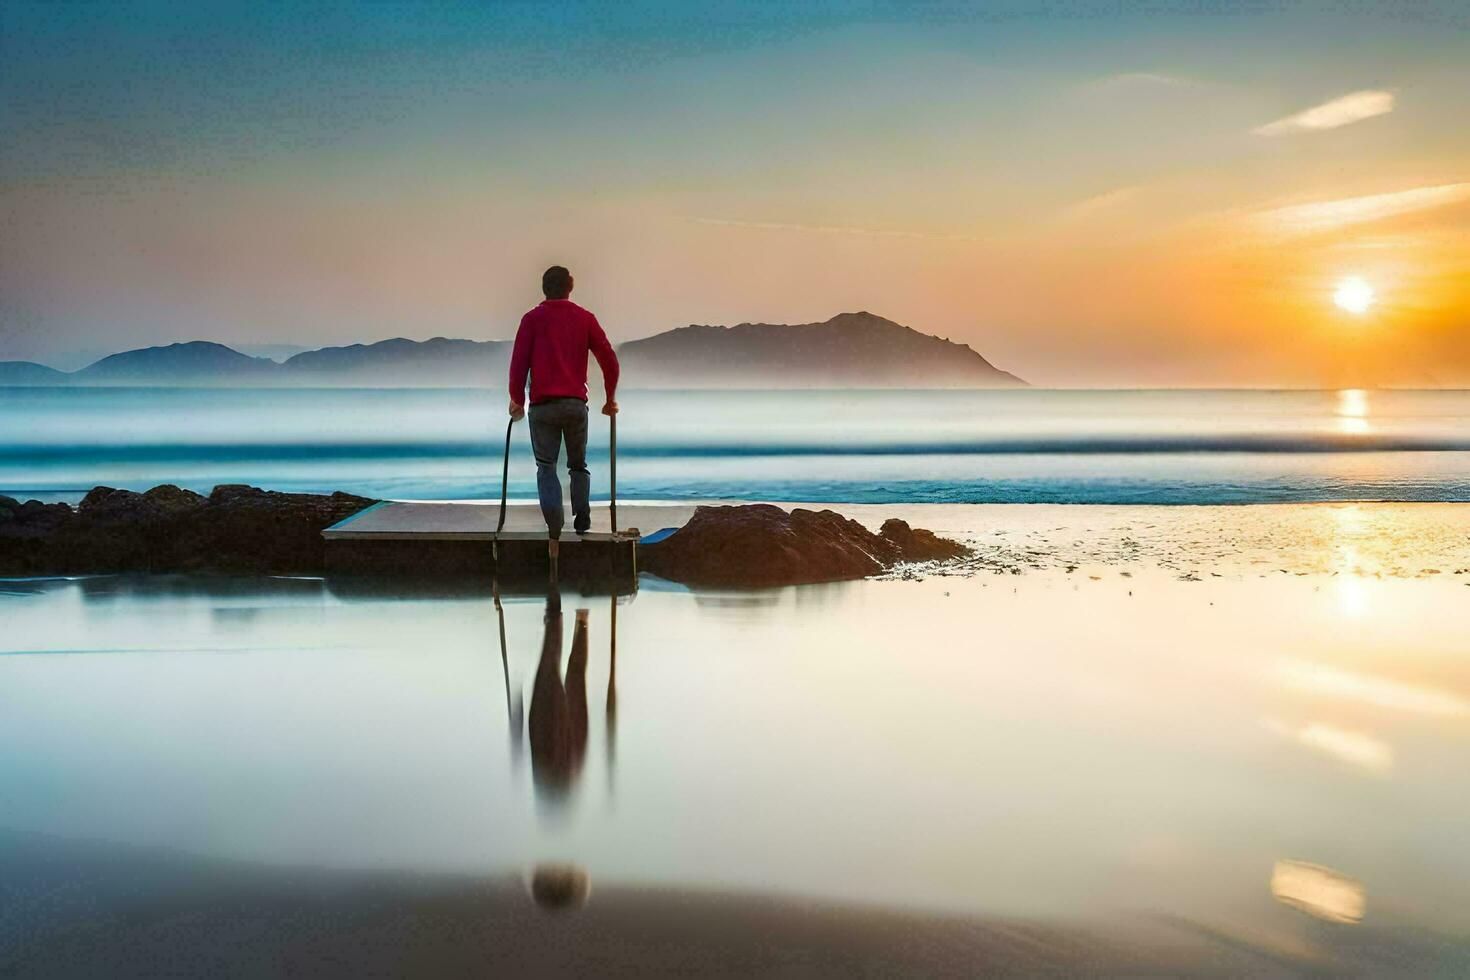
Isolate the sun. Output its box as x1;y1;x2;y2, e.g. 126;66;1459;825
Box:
1333;276;1375;315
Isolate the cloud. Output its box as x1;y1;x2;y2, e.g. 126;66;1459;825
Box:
1252;182;1470;236
1061;186;1142;220
1087;72;1186;90
1253;90;1395;136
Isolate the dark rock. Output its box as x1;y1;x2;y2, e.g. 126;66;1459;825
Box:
640;504;969;588
0;484;376;576
1;489;961;586
6;499;73;535
879;518;970;563
0;499;75;572
78;487;168;526
143;484;207;512
175;485;376;573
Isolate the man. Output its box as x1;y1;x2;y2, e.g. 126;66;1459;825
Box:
508;266;620;541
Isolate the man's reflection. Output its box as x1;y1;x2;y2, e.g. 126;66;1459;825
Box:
528;590;589;805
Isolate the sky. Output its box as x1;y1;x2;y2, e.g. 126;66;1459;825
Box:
2;0;1467;385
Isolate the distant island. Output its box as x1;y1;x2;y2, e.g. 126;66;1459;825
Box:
0;312;1024;388
619;312;1022;388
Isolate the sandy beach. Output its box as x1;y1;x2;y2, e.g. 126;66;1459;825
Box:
6;829;1461;978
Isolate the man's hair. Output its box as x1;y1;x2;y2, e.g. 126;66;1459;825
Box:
542;266;573;300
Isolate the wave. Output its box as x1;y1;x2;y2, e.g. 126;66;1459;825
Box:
6;433;1470;462
9;476;1470;506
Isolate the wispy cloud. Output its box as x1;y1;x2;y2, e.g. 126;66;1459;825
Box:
1060;186;1142;220
1253;90;1395;136
1087;71;1187;91
687;217;982;243
1252;181;1470;236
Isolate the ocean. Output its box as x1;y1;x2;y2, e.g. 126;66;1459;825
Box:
4;386;1470;504
6;389;1470;965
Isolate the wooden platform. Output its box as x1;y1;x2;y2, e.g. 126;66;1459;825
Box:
323;501;699;543
322;501;701;587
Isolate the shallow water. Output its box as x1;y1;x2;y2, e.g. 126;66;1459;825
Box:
5;386;1470;503
3;506;1468;961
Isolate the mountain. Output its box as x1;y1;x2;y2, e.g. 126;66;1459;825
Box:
282;337;510;386
76;342;279;385
618;312;1024;387
0;361;69;385
0;314;1023;388
234;343;315;363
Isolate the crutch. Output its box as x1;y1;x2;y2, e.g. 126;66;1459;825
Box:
494;416;516;568
609;413;618;535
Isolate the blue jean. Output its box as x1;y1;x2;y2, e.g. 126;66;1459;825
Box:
528;398;590;538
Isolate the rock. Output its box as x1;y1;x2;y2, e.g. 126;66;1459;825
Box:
142;484;207;512
640;504;969;588
179;485;377;573
4;499;73;536
878;518;970;563
0;489;963;586
0;484;376;576
79;486;141;514
0;499;75;572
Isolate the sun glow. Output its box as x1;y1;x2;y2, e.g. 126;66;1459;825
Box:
1333;276;1376;315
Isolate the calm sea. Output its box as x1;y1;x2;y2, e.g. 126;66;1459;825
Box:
4;565;1468;944
4;386;1470;504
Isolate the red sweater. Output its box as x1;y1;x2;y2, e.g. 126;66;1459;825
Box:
507;299;620;406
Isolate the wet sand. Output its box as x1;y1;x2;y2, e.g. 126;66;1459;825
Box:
828;501;1470;580
4;831;1434;978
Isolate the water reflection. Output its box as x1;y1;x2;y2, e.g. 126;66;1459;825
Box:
1330;506;1370;616
1271;859;1365;924
527;591;588;806
492;581;525;766
5;561;1468;954
1274;659;1469;717
509;585;621;812
527;862;591;911
1336;388;1370;436
607;594;619;797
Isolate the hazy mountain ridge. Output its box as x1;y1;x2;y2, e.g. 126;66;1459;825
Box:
620;312;1023;388
0;313;1024;388
283;337;511;386
79;342;279;383
0;361;69;384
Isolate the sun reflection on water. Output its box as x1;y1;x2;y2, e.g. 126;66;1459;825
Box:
1331;506;1369;615
1272;860;1366;924
1335;389;1370;436
1273;660;1469;717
